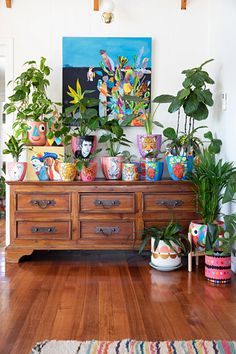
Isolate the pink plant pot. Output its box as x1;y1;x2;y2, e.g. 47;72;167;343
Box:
7;162;27;181
205;255;231;284
101;156;123;180
27;121;47;146
80;162;98;182
71;135;97;159
137;134;162;158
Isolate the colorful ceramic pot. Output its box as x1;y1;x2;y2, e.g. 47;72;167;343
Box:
151;239;181;269
166;155;193;181
7;162;27;181
205;254;231;284
188;221;208;251
138;159;146;180
145;159;164;182
71;135;97;159
59;163;76;182
137;134;162;158
101;156;122;180
80;162;98;182
31;152;61;181
122;163;139;181
27;121;47;146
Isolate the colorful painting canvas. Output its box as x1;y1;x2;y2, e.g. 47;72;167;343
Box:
63;37;152;126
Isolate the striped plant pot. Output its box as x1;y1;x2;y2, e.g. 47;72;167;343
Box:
205;254;231;284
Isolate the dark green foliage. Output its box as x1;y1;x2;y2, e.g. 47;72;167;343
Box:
139;220;191;255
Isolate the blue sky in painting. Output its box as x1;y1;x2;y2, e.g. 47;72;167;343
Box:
63;37;152;68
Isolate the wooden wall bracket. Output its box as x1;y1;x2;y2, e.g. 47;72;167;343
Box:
6;0;12;8
181;0;187;10
94;0;99;11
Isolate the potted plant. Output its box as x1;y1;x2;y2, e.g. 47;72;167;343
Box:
64;79;100;159
3;135;27;181
204;224;236;284
123;94;173;157
121;151;139;181
162;59;215;180
58;153;77;182
139;220;191;271
99;117;132;180
4;57;59;146
144;150;164;182
76;149;102;182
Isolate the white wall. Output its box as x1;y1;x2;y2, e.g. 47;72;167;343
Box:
0;0;209;154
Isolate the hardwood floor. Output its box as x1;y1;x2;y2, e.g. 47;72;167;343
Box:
0;222;236;354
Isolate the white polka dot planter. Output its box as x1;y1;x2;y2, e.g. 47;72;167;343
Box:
205;255;231;284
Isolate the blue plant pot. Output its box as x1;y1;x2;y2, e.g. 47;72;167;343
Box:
145;159;164;181
166;155;193;181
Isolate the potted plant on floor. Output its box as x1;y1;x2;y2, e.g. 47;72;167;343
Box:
4;57;59;145
139;219;191;271
64;79;100;159
123;94;174;157
99;117;132;180
162;59;215;180
3;135;27;181
76;149;102;182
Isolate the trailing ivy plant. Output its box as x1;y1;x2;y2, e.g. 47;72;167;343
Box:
4;57;59;142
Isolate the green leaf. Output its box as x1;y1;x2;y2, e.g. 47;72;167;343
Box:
190;102;208;120
168;97;183;113
163;127;177;139
183;92;199;115
152;95;174;103
153;121;164;128
176;89;190;100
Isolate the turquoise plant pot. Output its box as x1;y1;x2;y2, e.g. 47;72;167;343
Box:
166;155;193;181
145;159;164;182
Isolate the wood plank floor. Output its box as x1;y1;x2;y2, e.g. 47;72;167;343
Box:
0;221;236;354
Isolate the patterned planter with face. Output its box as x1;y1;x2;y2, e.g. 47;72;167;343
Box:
59;163;76;182
188;221;208;251
101;156;122;180
205;254;231;284
145;159;164;182
80;162;98;182
122;163;139;181
166;155;193;181
27;121;47;146
7;162;27;181
71;135;97;159
137;134;162;158
151;239;181;269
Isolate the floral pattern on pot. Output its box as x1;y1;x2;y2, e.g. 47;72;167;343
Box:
80;162;98;182
101;156;122;180
27;121;47;146
31;152;61;181
166;155;193;181
151;239;181;268
205;255;231;284
59;163;76;182
122;163;139;181
71;135;97;159
137;134;162;158
7;162;27;181
188;221;207;251
145;159;164;182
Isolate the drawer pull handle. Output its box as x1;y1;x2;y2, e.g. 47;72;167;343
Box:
95;226;120;236
156;199;183;208
31;227;56;233
94;199;120;207
30;199;56;209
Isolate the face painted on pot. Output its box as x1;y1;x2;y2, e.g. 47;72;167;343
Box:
27;122;47;146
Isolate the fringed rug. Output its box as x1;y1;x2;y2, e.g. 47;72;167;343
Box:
30;339;236;354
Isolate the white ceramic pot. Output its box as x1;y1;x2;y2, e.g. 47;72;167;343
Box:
151;239;181;268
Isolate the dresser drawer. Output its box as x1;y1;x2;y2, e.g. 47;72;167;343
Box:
16;193;71;212
16;221;71;239
80;221;134;240
143;193;195;212
79;193;135;213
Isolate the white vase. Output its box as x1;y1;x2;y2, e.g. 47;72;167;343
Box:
151;239;181;268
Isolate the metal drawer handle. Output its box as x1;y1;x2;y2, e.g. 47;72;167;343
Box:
95;226;120;236
94;199;120;207
156;199;183;209
30;199;56;209
31;227;56;233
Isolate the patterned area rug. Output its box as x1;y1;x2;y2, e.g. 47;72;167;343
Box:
30;339;236;353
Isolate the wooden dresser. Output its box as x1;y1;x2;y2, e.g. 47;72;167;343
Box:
6;180;197;263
